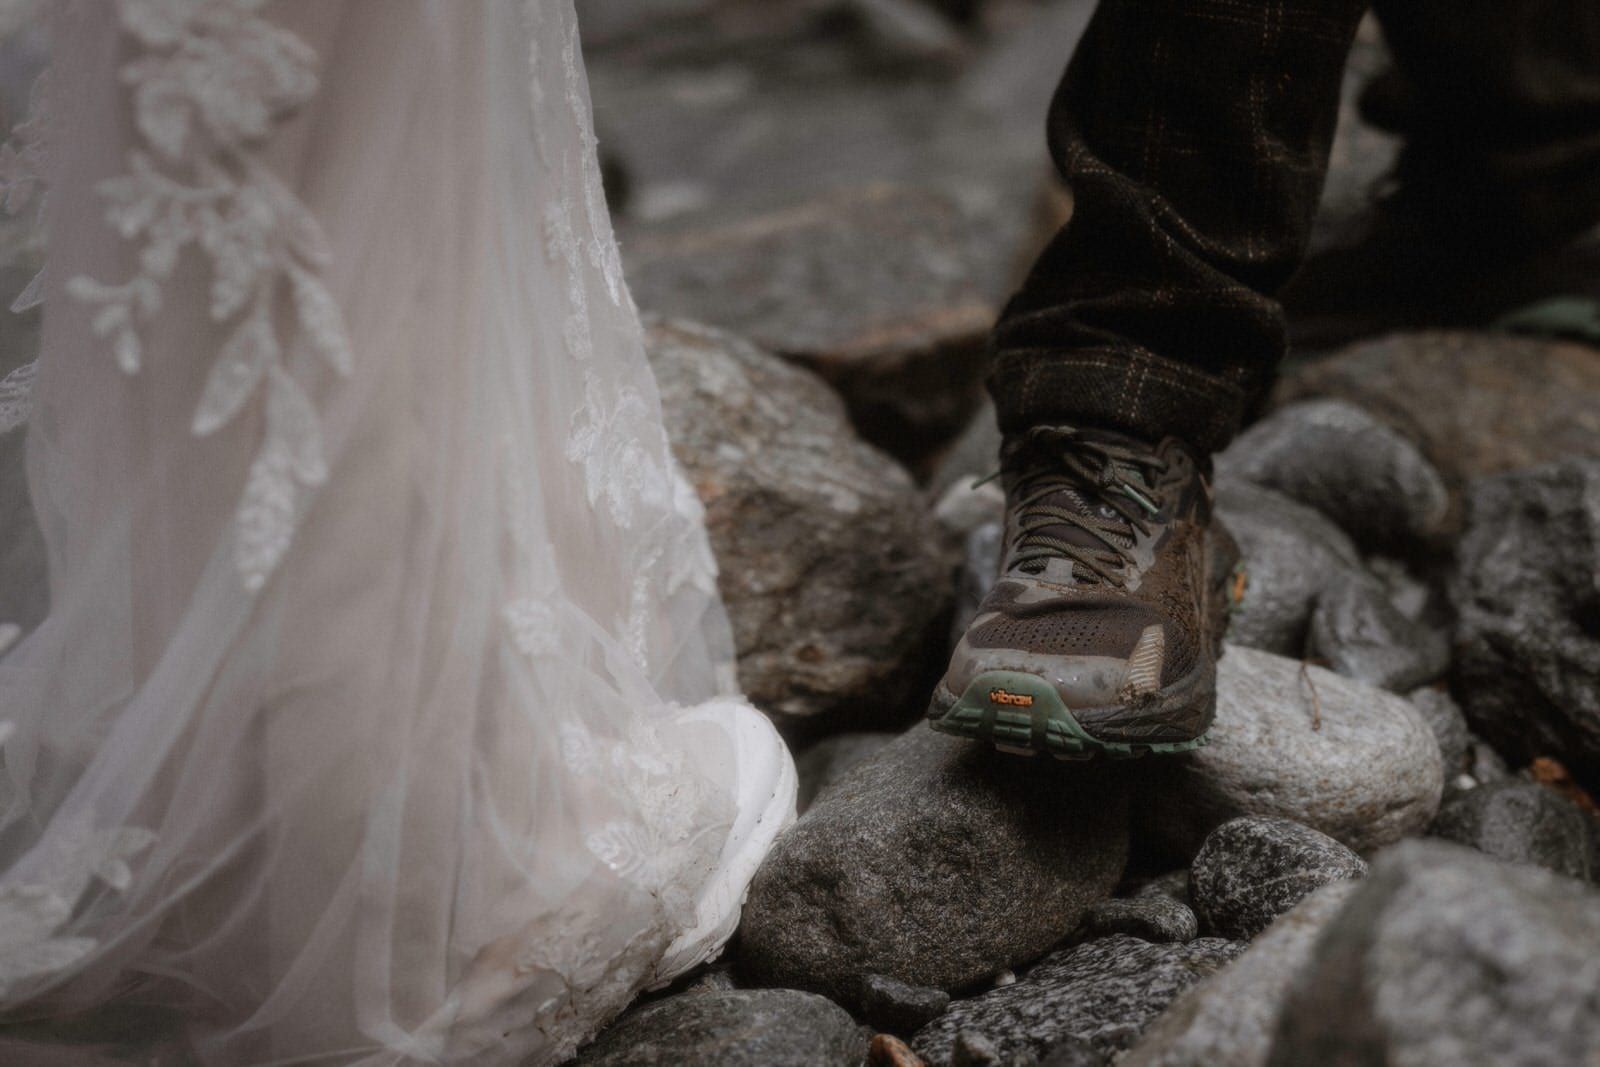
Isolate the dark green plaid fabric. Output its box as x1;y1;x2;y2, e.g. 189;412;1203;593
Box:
991;0;1600;455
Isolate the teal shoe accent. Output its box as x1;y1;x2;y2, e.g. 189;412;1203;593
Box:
928;669;1209;760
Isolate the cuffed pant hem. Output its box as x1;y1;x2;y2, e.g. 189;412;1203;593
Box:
987;345;1245;456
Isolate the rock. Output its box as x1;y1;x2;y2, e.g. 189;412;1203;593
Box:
947;519;1002;643
1364;554;1436;622
1082;894;1198;944
1307;16;1401;258
844;0;972;74
1134;868;1190;899
574;0;782;52
738;726;1129;1004
1135;645;1443;858
1189;817;1367;941
1449;460;1600;791
1217;399;1453;555
1462;737;1512;792
949;1031;1002;1067
862;974;952;1036
647;318;953;729
575;988;868;1066
927;399;1001;506
683;965;739;994
1409;687;1470;778
795;732;897;812
1213;480;1365;656
910;935;1244;1065
629;184;997;460
1274;331;1600;481
1120;882;1357;1067
589;0;1099;466
1037;1037;1105;1067
1268;840;1600;1065
1306;577;1449;692
1430;780;1600;884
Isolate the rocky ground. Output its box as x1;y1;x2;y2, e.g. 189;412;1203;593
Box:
573;0;1600;1064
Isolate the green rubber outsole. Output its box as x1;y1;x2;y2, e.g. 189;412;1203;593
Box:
927;669;1209;760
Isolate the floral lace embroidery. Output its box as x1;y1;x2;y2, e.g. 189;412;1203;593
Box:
0;65;49;436
0;358;32;435
69;0;352;589
0;725;157;1001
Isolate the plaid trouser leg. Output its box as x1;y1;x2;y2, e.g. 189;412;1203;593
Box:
989;0;1369;455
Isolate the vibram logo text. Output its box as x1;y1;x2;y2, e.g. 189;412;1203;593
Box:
988;688;1034;707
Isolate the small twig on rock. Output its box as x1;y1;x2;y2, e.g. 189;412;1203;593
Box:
1299;659;1322;732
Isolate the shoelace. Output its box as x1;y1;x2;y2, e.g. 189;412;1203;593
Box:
1001;426;1168;586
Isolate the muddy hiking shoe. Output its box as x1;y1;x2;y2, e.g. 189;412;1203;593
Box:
928;424;1239;759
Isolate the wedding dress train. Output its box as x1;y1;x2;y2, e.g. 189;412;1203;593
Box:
0;2;794;1063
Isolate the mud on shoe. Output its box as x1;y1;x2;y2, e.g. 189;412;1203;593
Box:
928;424;1238;759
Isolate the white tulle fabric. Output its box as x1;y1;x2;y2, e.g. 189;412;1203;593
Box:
0;1;795;1063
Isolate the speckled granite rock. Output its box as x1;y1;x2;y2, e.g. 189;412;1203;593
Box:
1136;645;1443;858
647;317;953;729
1268;840;1600;1066
739;726;1128;1005
1213;480;1365;656
1430;780;1600;884
1190;817;1367;940
861;973;952;1036
1082;893;1198;944
1307;577;1449;692
1121;882;1357;1067
1217;399;1453;555
1449;460;1600;792
910;935;1244;1065
576;988;868;1066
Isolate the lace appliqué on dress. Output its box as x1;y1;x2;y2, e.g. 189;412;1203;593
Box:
0;725;156;1001
0;64;48;435
69;0;352;590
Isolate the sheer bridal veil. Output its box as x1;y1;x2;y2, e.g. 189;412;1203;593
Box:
0;2;794;1063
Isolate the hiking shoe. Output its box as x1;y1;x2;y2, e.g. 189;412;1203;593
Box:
927;424;1238;759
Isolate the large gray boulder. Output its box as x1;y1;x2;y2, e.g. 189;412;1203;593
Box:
1217;399;1453;555
1306;576;1450;693
738;726;1129;1004
1120;882;1357;1067
1449;460;1600;791
575;988;867;1066
647;317;953;729
1136;645;1442;858
910;935;1244;1066
1268;840;1600;1065
1213;480;1365;657
793;731;897;812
